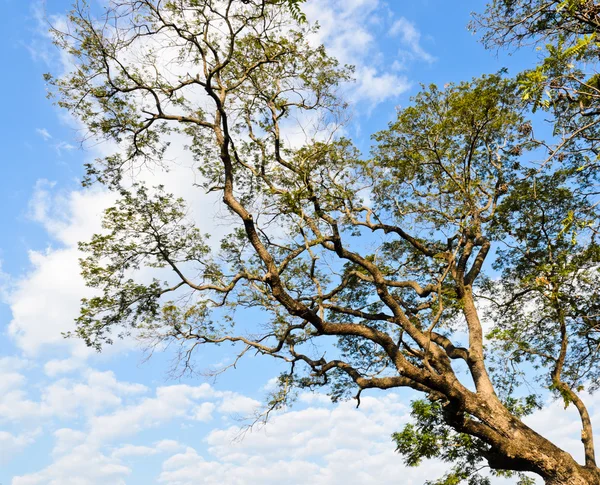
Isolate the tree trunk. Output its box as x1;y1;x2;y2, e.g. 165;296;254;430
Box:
544;466;600;484
498;428;600;484
489;432;600;484
460;393;600;484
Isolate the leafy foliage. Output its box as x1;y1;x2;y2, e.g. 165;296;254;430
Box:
393;400;536;485
74;185;213;349
472;0;600;176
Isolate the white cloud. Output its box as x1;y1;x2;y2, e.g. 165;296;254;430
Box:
34;128;76;154
193;402;216;422
44;358;83;377
388;17;435;65
335;0;379;17
41;371;148;419
0;367;26;395
12;443;131;485
352;66;411;105
27;180;115;248
157;394;449;485
159;448;227;485
0;429;40;464
2;359;449;485
19;358;600;485
7;180;133;359
156;440;186;453
53;140;76;155
261;377;279;391
36;128;52;141
8;138;225;361
27;179;56;223
298;391;333;405
217;394;261;416
9;376;218;484
5;180;118;358
52;428;87;456
0;369;147;424
111;440;185;459
159;447;323;485
303;0;415;108
28;1;68;66
112;444;158;459
9;372;279;485
0;367;43;422
87;383;216;445
7;245;97;357
0;260;11;301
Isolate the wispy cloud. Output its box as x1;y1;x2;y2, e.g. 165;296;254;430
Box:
54;141;76;155
35;128;77;155
388;17;436;66
36;128;52;141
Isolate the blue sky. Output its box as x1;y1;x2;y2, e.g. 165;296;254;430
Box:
0;1;596;484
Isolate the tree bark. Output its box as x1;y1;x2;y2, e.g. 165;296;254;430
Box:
544;467;600;484
488;425;600;484
453;389;600;484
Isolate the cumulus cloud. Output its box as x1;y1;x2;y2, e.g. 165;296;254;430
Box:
0;429;41;464
352;67;411;105
0;357;29;395
157;394;447;485
303;0;418;108
7;134;228;361
86;383;216;445
12;443;131;485
2;350;420;484
217;393;261;416
112;440;185;459
52;428;87;456
4;180;117;358
0;369;147;426
11;357;600;485
7;244;99;357
44;358;83;377
7;167;218;359
7;368;281;484
41;371;148;420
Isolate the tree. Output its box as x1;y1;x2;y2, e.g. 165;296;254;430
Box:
47;1;600;483
472;0;600;174
471;5;600;482
482;171;600;470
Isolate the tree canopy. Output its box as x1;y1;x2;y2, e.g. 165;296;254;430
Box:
47;0;600;483
472;0;600;173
